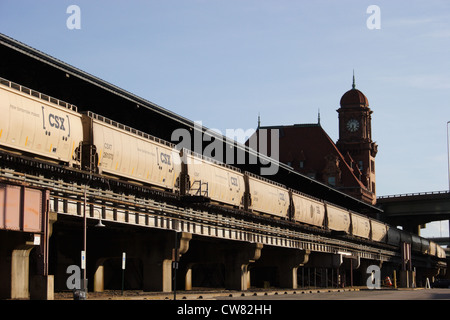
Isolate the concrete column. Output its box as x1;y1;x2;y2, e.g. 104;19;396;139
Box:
143;232;192;292
11;244;35;299
185;263;194;291
143;257;173;292
278;249;310;289
30;275;54;300
29;210;58;300
93;258;107;292
224;243;263;290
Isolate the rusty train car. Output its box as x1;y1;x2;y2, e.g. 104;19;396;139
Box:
0;77;446;259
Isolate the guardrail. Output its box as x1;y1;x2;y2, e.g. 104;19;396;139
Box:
378;190;450;199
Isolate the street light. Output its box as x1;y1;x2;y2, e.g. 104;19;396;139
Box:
447;121;450;191
447;121;450;245
94;209;105;228
82;174;92;296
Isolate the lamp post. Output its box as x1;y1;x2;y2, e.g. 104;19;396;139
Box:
82;175;90;295
81;172;94;298
447;121;450;191
447;121;450;246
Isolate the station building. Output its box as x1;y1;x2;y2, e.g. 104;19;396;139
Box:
249;76;378;205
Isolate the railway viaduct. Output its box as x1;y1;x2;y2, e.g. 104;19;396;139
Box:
377;191;450;256
377;191;450;237
0;33;447;299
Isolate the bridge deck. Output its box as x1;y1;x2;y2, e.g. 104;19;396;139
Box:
0;165;398;263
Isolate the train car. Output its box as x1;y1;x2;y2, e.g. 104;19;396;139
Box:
349;212;371;240
429;241;437;256
437;245;446;259
420;237;430;255
411;234;422;253
82;112;181;191
244;172;289;218
180;149;245;207
325;202;351;233
370;219;388;243
0;78;83;166
400;230;412;244
289;189;325;228
386;226;401;246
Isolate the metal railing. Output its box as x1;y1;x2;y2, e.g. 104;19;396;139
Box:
378;190;450;199
0;166;398;261
0;76;77;112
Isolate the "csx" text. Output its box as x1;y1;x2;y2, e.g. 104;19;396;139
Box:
49;114;66;131
160;153;171;165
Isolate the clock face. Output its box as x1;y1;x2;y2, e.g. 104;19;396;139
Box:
346;119;360;132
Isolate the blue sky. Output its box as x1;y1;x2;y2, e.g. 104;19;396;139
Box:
0;0;449;237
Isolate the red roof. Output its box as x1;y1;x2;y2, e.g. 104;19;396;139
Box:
340;88;369;107
250;123;368;193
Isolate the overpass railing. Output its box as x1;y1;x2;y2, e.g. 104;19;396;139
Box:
378;190;450;200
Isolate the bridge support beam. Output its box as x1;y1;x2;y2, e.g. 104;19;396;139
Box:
305;253;364;287
0;210;57;300
93;258;107;292
11;244;35;299
278;249;310;289
142;231;192;292
252;247;310;289
224;243;263;291
11;242;57;300
307;252;344;269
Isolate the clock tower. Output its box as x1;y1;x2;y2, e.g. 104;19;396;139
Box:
336;74;378;200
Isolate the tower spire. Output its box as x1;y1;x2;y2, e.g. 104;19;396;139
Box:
318;108;321;125
257;112;261;129
352;70;356;89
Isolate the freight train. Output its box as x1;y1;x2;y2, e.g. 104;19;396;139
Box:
0;77;446;259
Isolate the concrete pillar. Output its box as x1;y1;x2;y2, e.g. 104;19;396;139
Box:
93;258;107;292
278;249;310;289
224;243;263;290
143;259;173;292
30;275;54;300
143;232;192;292
11;244;35;299
185;263;194;291
29;211;58;300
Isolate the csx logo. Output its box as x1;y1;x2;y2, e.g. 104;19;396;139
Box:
160;153;171;165
230;177;238;186
49;114;66;131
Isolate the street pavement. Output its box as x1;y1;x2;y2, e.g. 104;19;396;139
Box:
217;288;450;300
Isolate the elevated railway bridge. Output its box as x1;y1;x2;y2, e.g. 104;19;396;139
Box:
0;33;447;300
377;191;450;237
0;151;446;300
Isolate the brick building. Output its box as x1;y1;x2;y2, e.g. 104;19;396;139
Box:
248;77;378;205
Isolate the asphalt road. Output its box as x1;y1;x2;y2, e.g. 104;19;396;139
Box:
217;288;450;300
